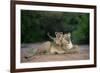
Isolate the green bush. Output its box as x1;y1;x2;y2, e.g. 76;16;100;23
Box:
21;10;89;44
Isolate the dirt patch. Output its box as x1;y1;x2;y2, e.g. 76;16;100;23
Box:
21;43;89;63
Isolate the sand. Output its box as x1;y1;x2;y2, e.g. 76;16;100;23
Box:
21;43;89;63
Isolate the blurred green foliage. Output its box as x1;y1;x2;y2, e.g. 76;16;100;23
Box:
21;10;89;44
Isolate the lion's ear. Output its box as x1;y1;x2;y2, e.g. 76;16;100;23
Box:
55;32;58;35
68;33;71;37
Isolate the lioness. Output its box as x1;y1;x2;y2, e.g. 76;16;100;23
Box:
62;33;79;53
32;32;79;55
47;32;63;46
36;41;65;55
62;33;73;50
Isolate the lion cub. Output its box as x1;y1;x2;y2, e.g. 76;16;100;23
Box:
47;32;65;54
47;32;63;47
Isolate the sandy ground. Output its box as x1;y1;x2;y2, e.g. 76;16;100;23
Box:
21;43;89;63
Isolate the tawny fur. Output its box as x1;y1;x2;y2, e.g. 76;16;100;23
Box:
62;33;73;50
36;32;79;55
47;32;63;46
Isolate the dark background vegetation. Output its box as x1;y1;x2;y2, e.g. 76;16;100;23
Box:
21;10;89;44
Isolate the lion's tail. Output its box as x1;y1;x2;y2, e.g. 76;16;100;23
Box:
47;32;54;40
